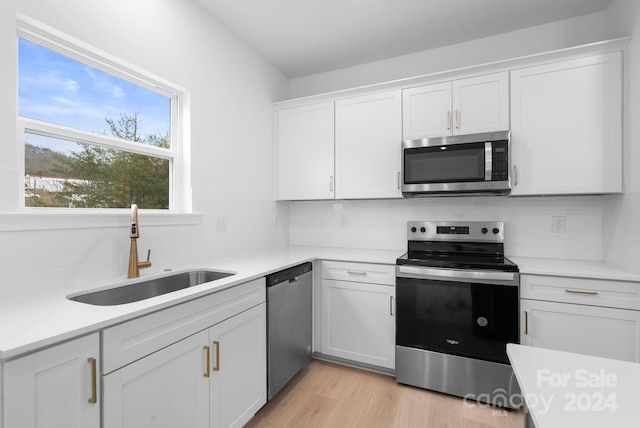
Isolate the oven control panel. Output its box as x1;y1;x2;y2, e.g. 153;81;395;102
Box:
407;220;504;242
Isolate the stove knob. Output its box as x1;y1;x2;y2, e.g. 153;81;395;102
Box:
481;227;488;234
420;227;426;233
411;227;417;233
492;227;500;234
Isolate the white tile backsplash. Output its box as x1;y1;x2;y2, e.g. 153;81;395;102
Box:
288;196;604;260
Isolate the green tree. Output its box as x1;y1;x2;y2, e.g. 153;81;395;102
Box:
52;113;170;209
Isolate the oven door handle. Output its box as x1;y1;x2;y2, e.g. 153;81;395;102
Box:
397;265;516;282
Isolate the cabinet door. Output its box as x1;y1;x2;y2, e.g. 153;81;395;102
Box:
335;91;402;199
276;102;335;200
210;303;266;428
103;330;209;428
3;333;100;428
322;279;395;369
403;82;452;139
453;72;509;135
510;54;622;195
521;299;640;362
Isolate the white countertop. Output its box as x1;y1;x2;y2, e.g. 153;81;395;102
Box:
2;245;639;361
509;256;640;282
507;344;640;428
0;245;400;360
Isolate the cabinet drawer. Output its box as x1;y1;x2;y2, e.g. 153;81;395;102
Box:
102;278;265;374
321;261;395;285
521;274;640;310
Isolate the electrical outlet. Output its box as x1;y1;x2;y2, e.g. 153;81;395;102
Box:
339;214;348;228
214;216;227;232
552;216;566;233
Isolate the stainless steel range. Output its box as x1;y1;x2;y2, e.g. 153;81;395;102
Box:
395;220;521;408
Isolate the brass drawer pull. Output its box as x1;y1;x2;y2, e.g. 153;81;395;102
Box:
203;345;211;377
565;289;598;296
455;109;460;129
347;271;367;276
87;357;97;404
213;341;220;372
447;110;451;130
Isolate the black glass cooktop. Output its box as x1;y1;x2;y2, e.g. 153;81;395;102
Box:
396;240;519;272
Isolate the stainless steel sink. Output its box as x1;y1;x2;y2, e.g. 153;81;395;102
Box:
68;270;235;306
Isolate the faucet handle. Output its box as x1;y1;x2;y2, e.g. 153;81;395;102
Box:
138;249;152;269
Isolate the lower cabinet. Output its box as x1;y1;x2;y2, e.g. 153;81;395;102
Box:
321;261;396;369
104;303;266;428
521;299;640;363
2;333;100;428
209;304;266;428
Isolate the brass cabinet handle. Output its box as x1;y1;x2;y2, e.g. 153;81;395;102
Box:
513;165;518;186
390;296;394;316
524;311;529;335
397;171;400;189
329;176;334;192
213;341;220;372
566;289;599;296
203;346;211;377
347;270;367;276
447;110;451;130
87;357;97;404
455;110;459;129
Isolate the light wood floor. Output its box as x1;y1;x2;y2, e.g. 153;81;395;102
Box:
247;360;524;428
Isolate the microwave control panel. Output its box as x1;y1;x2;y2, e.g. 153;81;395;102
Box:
491;140;509;181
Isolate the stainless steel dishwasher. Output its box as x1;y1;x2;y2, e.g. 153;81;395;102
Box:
266;262;313;400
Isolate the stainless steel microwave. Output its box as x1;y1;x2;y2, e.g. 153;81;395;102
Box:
401;130;511;196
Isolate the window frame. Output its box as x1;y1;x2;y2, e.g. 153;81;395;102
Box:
16;14;189;213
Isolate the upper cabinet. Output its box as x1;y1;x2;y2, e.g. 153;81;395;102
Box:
510;53;623;196
402;72;510;140
275;90;402;201
274;39;627;200
276;102;335;200
335;91;402;199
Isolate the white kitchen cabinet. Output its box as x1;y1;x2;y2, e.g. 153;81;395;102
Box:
276;102;334;200
103;331;210;428
3;333;100;428
321;261;395;369
335;90;402;199
210;303;266;428
520;299;640;363
510;53;622;195
104;304;266;428
102;278;266;428
403;72;509;139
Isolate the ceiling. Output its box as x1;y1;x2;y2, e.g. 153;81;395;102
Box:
193;0;613;78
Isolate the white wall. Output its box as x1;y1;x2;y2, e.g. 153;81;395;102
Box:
289;12;607;98
0;0;289;298
286;11;616;263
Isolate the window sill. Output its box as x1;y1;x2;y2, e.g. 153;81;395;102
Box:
0;210;202;231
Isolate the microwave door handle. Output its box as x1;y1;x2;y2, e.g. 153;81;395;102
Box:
397;265;515;282
484;142;492;181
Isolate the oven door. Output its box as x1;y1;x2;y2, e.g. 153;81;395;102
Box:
396;265;519;364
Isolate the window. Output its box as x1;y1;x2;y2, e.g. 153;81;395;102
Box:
17;20;186;210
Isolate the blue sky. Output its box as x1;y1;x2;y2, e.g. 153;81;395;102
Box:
18;38;170;154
